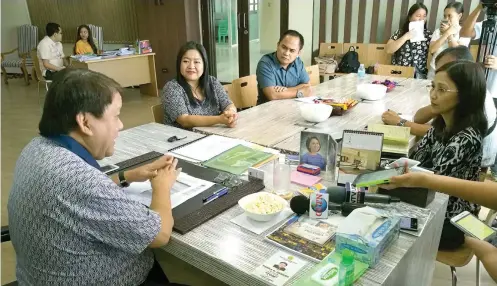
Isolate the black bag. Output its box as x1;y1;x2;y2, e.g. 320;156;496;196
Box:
338;46;360;73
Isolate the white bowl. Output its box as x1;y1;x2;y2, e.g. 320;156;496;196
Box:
299;103;333;123
356;83;387;101
238;192;288;222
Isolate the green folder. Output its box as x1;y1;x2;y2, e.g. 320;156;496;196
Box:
202;144;273;175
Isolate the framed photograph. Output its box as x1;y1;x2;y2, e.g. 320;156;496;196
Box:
299;131;338;172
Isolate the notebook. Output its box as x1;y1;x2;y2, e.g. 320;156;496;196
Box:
367;124;411;155
338;130;384;185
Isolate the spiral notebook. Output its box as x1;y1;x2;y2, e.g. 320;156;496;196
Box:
338;130;384;185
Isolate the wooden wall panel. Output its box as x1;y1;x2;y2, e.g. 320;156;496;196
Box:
357;0;367;43
26;0;138;44
331;0;340;42
369;0;381;44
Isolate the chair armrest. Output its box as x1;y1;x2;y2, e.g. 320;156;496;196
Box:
1;48;19;61
1;225;10;243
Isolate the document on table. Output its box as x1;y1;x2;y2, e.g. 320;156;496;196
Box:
171;135;242;162
124;173;214;208
171;134;279;163
252;251;307;286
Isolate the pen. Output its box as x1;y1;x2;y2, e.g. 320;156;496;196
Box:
203;188;229;204
387;109;402;115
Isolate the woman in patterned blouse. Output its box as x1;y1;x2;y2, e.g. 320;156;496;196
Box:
386;3;433;79
411;61;487;250
161;41;237;129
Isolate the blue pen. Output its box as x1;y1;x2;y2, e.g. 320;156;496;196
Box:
203;187;229;205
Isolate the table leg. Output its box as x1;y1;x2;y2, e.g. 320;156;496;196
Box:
140;54;159;97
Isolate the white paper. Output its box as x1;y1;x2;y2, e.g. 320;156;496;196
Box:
231;208;293;235
171;135;242;162
170;173;214;209
123;173;214;209
408;21;426;42
252;251;307;286
125;181;153;206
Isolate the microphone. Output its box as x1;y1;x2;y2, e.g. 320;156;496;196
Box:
326;186;400;204
289;195;310;215
289;195;366;216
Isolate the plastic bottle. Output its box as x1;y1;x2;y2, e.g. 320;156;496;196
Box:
136;39;141;54
339;249;355;286
357;64;366;79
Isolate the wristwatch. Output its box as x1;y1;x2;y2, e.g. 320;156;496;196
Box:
296;90;304;98
118;171;130;187
397;119;407;127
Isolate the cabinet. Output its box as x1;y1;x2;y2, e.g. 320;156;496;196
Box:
135;0;201;88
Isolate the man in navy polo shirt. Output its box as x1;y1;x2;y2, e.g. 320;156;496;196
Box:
256;30;311;105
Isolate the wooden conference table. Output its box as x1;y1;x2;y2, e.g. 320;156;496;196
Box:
70;53;159;97
101;78;447;285
196;74;431;154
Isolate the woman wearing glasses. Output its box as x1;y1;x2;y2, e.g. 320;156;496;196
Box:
411;61;487;250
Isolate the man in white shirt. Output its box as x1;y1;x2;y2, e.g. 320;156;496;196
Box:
460;3;497;180
37;22;67;80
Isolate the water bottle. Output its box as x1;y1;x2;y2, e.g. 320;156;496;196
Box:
358;64;366;79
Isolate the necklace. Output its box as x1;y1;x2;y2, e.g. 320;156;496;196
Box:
189;84;203;100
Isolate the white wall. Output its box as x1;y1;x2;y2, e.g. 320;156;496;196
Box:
1;0;31;52
289;0;313;66
259;0;280;54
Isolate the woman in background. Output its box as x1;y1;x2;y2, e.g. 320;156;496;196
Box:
427;2;464;79
161;41;237;129
386;3;432;79
411;61;487;250
73;25;98;55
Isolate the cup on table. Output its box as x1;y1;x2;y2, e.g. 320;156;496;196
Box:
272;161;292;198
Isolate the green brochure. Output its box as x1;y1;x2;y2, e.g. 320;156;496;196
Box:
203;144;273;175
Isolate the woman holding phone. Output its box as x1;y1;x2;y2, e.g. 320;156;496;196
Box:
386;3;432;79
427;2;464;79
380;172;497;283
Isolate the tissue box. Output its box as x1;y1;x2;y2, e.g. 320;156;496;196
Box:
335;216;400;267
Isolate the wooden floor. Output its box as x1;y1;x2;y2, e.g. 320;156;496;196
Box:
1;79;495;285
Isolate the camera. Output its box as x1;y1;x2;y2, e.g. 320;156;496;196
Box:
482;0;497;17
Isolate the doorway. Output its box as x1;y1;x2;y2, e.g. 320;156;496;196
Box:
201;0;289;83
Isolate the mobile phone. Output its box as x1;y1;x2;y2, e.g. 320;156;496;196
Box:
101;164;119;175
441;19;449;25
386;157;420;169
352;167;405;188
400;216;418;231
450;211;497;241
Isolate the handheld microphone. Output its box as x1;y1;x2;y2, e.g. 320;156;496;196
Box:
289;195;366;216
326;186;400;204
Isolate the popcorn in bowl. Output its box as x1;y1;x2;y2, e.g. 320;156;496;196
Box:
239;192;288;222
